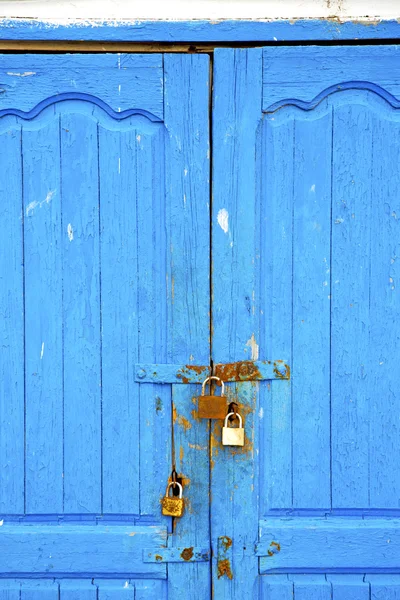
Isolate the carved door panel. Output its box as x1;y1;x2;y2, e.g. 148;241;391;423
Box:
211;46;400;598
0;53;211;598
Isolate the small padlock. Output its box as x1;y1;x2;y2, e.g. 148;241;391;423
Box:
222;412;245;446
161;482;184;517
197;376;227;419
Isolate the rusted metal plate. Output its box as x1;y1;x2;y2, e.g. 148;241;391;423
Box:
214;360;290;381
143;547;210;563
135;360;289;384
134;364;210;384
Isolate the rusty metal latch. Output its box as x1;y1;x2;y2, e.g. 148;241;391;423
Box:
143;547;210;563
134;360;290;384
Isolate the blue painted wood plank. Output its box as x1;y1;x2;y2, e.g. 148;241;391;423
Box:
60;580;97;599
261;575;293;600
134;580;166;599
259;114;294;513
0;54;163;119
0;122;24;514
212;47;262;600
290;575;331;599
0;581;21;600
163;53;211;600
0;524;167;576
368;575;400;599
258;518;400;572
291;111;332;509
61;110;101;514
328;575;370;599
368;113;400;509
23;117;63;514
97;581;134;599
20;581;59;598
135;123;171;518
1;19;400;42
263;46;400;112
331;100;373;508
99;123;140;515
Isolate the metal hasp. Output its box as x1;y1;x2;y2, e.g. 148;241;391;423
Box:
134;359;290;384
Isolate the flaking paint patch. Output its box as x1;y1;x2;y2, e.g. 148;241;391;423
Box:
26;189;56;216
67;223;74;241
246;334;259;360
7;71;36;77
217;208;229;234
40;342;44;360
0;520;3;526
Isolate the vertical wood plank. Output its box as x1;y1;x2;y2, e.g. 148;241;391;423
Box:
0;581;21;600
60;580;97;599
23;118;63;514
368;113;400;508
291;111;332;508
212;47;262;599
0;123;24;514
20;581;59;599
331;103;373;508
261;575;293;600
369;575;400;599
164;53;211;600
100;124;140;515
97;580;134;599
135;123;171;518
61;110;101;513
329;575;370;600
291;575;332;600
259;115;294;513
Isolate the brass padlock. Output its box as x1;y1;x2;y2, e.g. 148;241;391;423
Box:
197;376;227;419
222;412;245;446
161;482;184;517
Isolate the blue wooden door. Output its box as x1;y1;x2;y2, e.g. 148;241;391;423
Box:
212;46;400;598
0;53;211;598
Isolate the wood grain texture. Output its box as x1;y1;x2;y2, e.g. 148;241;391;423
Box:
263;46;400;111
61;110;101;514
23;116;63;514
0;524;167;576
0;19;400;42
258;518;400;572
0;123;24;514
0;54;163;119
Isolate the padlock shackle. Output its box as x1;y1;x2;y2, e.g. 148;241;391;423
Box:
224;412;243;428
201;376;225;397
166;481;183;498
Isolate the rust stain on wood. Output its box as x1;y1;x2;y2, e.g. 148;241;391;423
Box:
217;558;233;579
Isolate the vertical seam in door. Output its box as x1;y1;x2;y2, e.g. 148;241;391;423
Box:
21;124;26;515
97;122;104;515
291;119;296;508
59;114;65;513
329;106;334;510
208;50;214;598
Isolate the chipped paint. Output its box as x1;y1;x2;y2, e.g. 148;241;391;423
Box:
7;71;36;77
26;189;56;216
245;334;259;360
67;223;74;241
217;208;229;233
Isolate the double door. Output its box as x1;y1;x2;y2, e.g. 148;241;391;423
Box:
0;46;399;598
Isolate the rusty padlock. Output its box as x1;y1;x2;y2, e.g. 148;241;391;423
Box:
197;376;227;419
161;482;184;517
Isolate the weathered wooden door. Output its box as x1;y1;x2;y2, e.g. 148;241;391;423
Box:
212;46;400;598
0;53;211;597
2;46;400;600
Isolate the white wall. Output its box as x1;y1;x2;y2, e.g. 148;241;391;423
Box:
0;0;398;21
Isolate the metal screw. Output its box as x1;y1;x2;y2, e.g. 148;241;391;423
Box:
136;368;146;379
